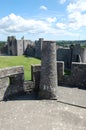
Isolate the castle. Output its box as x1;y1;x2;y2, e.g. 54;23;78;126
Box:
0;40;86;130
0;41;86;100
0;36;86;70
6;36;43;58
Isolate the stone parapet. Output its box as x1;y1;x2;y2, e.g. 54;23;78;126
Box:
0;66;24;78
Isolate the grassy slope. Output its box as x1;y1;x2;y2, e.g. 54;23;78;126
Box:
0;56;41;80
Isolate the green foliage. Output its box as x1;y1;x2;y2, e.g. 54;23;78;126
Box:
81;45;86;48
0;41;6;47
64;70;71;75
0;56;41;80
56;40;86;47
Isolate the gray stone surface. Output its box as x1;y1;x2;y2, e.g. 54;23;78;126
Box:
0;66;36;101
32;61;86;89
58;86;86;108
35;38;44;59
57;47;71;69
0;100;86;130
58;62;86;88
31;65;41;92
0;66;24;101
0;66;24;78
7;36;35;56
39;41;58;99
24;81;34;93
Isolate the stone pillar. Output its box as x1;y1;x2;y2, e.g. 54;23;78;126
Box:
39;41;58;99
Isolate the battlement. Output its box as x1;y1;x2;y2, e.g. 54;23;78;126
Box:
31;62;86;90
0;66;34;101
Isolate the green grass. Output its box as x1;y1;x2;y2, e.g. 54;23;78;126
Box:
0;56;41;80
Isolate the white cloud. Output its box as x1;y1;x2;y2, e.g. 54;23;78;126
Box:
0;13;78;40
67;0;86;13
66;0;86;30
46;17;57;23
40;5;47;11
68;11;86;30
0;13;50;34
56;23;66;29
59;0;66;4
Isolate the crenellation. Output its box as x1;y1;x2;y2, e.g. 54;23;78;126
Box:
31;65;41;92
0;66;24;101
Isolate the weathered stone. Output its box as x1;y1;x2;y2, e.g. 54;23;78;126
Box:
35;38;44;59
39;41;58;99
0;66;24;101
0;66;24;78
24;81;34;93
0;77;9;100
58;62;86;88
31;65;41;92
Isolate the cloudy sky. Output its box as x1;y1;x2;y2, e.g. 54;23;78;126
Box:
0;0;86;41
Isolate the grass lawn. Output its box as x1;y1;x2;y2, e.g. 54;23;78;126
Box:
0;56;41;80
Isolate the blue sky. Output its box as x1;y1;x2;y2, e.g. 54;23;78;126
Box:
0;0;86;41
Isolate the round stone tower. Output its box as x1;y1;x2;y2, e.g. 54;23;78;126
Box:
39;41;58;99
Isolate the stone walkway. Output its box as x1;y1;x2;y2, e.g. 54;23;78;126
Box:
58;86;86;108
0;86;86;130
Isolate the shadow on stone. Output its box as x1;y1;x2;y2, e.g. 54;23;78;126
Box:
3;92;38;101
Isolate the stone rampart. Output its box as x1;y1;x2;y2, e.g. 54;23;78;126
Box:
57;62;86;88
0;66;24;100
0;66;35;101
1;62;86;101
31;62;86;89
57;48;71;69
31;65;41;93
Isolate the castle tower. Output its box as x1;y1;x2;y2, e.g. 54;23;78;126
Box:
7;36;17;55
39;41;58;99
35;38;44;59
70;44;81;62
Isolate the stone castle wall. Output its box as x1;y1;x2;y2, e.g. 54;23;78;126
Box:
0;66;34;101
0;66;24;100
57;48;71;69
81;48;86;62
31;62;86;90
57;62;86;89
6;36;41;57
7;36;17;55
1;36;86;69
16;40;23;55
35;38;44;59
0;62;86;101
57;44;86;69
